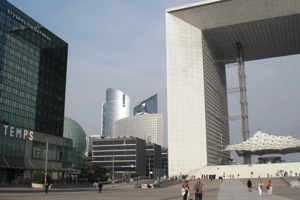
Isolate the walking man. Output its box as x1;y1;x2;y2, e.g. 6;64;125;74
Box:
44;178;50;195
98;182;103;193
247;179;252;192
193;178;204;200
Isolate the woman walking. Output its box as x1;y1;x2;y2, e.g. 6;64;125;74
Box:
182;180;189;200
267;180;273;195
258;179;263;196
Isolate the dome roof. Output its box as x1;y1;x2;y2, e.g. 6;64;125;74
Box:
63;117;86;154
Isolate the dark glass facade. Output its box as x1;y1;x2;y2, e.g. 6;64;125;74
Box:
0;123;74;184
146;143;162;178
161;147;168;177
133;94;158;116
0;0;73;184
0;0;68;136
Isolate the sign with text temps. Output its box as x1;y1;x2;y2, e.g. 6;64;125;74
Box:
1;124;34;141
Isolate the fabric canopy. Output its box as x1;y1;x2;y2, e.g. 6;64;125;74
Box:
224;131;300;156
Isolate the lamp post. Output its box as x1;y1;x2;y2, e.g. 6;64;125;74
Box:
220;133;223;150
112;149;114;181
147;136;151;180
44;136;49;184
111;147;115;188
148;154;151;180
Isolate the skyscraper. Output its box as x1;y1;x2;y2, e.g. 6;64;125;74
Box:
0;0;73;184
115;113;164;146
134;94;158;116
0;1;68;136
116;94;163;146
101;88;130;137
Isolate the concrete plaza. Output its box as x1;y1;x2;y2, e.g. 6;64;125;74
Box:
0;178;299;200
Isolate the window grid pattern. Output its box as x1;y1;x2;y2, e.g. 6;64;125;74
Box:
0;1;68;136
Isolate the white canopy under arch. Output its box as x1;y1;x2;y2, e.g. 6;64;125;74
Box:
224;131;300;156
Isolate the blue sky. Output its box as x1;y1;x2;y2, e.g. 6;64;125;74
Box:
8;0;197;134
8;0;300;162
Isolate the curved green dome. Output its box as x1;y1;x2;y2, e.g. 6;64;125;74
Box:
63;117;86;155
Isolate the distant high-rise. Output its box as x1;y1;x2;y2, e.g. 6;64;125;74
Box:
134;94;158;116
101;88;130;137
115;113;164;146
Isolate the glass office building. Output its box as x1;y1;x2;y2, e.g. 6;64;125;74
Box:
101;88;130;137
0;0;73;184
133;94;158;116
146;143;162;178
0;0;68;136
115;113;164;146
0;123;74;184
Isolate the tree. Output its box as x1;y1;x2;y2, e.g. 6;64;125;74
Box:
32;172;51;184
78;164;108;183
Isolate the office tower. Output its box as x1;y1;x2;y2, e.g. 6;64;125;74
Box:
115;113;164;146
0;0;72;184
0;1;68;136
101;88;130;137
134;94;158;116
146;143;162;178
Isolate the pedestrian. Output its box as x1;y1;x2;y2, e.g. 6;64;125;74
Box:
93;181;98;189
44;178;49;195
182;180;189;200
267;180;273;195
98;182;103;193
193;178;204;200
258;179;263;196
247;179;252;192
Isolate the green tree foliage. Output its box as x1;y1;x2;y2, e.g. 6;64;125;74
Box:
78;164;108;183
32;172;51;184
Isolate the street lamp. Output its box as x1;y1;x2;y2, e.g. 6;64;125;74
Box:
220;133;223;150
148;154;151;180
112;148;114;182
147;136;151;180
44;135;49;184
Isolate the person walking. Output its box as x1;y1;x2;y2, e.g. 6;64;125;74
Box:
44;178;50;195
98;182;103;193
258;179;263;196
247;179;252;192
93;181;98;189
267;180;273;195
193;178;204;200
182;180;189;200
